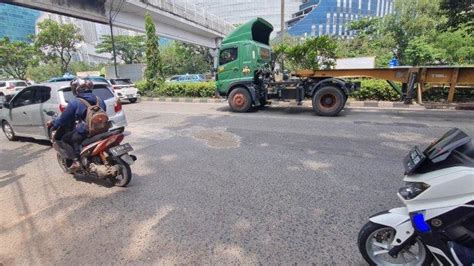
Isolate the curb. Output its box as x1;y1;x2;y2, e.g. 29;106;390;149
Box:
140;97;473;111
346;101;424;109
142;97;224;104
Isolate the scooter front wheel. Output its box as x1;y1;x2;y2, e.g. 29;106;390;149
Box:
358;221;432;266
57;153;73;174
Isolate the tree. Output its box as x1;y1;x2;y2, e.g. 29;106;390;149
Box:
340;0;443;65
35;19;84;73
160;41;212;77
405;37;443;66
144;13;163;90
439;0;473;30
0;37;39;80
434;25;474;65
95;35;146;64
27;63;62;82
380;0;441;64
275;36;337;71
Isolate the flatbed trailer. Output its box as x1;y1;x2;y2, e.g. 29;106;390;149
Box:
215;18;473;116
295;67;474;104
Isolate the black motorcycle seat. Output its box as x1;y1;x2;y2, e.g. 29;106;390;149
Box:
81;130;121;146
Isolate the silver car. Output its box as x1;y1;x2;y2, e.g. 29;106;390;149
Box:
0;82;128;141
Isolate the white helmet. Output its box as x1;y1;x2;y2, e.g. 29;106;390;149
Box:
70;78;93;96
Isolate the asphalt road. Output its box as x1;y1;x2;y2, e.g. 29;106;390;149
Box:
1;102;473;265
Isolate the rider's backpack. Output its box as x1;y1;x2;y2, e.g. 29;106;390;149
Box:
78;97;109;137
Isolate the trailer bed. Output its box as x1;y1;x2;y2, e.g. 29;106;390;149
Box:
295;67;474;103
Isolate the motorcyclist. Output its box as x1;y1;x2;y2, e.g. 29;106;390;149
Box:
51;78;107;170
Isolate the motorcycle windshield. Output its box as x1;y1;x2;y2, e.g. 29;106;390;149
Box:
424;128;471;163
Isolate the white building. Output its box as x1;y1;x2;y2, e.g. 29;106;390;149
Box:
194;0;303;34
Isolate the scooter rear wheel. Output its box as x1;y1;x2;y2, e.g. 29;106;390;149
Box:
112;157;132;187
358;221;433;265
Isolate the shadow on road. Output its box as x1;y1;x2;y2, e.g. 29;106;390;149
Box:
15;137;52;147
0;144;50;188
215;105;349;117
72;173;115;188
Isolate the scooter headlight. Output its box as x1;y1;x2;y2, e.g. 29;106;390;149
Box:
398;182;430;200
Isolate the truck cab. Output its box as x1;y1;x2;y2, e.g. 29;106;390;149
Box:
216;18;357;116
216;18;272;101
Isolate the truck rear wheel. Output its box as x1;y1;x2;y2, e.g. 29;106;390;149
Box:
228;88;252;113
312;86;346;116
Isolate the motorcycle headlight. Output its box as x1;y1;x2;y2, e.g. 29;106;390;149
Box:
399;182;430;200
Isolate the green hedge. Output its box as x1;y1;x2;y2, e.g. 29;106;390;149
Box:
350;79;474;102
423;87;474;102
134;78;473;102
136;80;216;98
155;82;216;97
350;79;400;101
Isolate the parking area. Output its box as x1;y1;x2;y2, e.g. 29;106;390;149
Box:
1;102;473;264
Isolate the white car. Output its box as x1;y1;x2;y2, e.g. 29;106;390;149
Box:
0;80;28;99
109;78;140;103
0;81;127;141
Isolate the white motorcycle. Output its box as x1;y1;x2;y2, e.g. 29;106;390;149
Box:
358;128;474;265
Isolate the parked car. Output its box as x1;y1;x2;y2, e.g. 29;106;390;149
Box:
0;82;127;141
48;76;110;84
85;76;111;86
48;76;76;83
167;74;206;83
0;80;28;98
109;78;140;103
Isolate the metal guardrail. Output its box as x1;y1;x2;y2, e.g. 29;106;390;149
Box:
144;0;235;35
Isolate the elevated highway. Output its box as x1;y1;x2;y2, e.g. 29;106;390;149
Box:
4;0;234;48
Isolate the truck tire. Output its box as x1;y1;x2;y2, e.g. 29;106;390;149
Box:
312;86;346;116
228;87;252;113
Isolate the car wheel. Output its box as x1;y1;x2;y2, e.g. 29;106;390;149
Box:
2;121;17;141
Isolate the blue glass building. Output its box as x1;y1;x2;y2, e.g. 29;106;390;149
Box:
287;0;394;38
0;4;40;42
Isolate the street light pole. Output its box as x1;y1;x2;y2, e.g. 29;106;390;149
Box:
281;0;285;33
109;16;119;78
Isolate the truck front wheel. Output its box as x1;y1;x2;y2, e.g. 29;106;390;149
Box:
312;86;346;116
228;88;252;113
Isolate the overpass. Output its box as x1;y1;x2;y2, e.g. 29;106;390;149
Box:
3;0;234;48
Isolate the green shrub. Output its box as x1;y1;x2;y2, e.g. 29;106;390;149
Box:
423;87;474;102
350;79;400;101
140;81;216;98
350;79;474;102
135;79;147;92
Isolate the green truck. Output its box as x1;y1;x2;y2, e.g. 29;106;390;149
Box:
215;18;359;116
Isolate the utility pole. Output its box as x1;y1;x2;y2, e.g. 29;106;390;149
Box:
281;0;285;33
109;17;119;78
108;1;119;78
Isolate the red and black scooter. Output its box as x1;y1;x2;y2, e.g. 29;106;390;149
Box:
46;111;136;187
